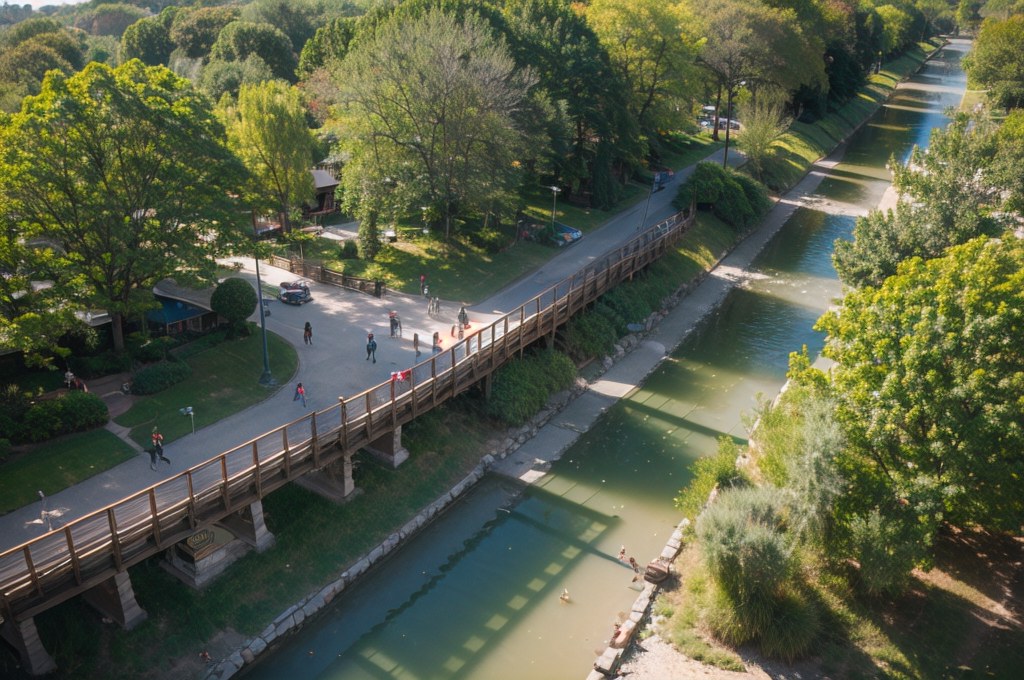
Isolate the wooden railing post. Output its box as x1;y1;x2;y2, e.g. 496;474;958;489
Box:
365;392;373;439
23;547;42;596
282;428;291;479
252;442;262;498
339;398;348;450
431;358;438;407
186;471;196;529
107;508;123;571
148;489;162;549
220;456;231;512
409;371;418;417
311;412;320;468
449;347;457;395
64;527;82;585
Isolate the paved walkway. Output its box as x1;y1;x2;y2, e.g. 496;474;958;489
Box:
0;145;744;552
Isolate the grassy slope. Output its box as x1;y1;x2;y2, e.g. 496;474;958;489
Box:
114;331;298;448
766;41;943;192
0;429;137;515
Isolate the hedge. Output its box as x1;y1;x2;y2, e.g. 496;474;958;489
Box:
21;391;109;443
67;350;134;379
485;350;576;426
131;358;193;395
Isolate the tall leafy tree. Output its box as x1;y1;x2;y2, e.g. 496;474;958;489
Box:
169;6;240;61
962;16;1024;109
586;0;701;147
119;17;174;66
335;8;537;242
220;81;316;232
297;17;356;80
209;20;297;82
0;61;249;351
819;237;1024;531
833;113;1003;288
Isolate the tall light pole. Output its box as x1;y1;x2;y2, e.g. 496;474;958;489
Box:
550;185;561;229
637;175;658;232
722;80;745;169
254;251;275;386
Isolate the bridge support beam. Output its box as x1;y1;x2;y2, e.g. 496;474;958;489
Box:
480;373;493;400
294;453;361;504
217;500;275;554
81;571;147;630
1;617;56;676
365;426;409;468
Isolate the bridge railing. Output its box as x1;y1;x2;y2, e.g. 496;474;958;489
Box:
0;203;695;623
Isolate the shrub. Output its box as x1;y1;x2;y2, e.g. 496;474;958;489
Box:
675;163;772;232
338;240;359;260
211;277;257;338
22;391;108;443
675;437;747;518
131;360;193;395
849;508;924;597
126;334;179;364
0;438;10;463
758;587;821;662
0;383;31;441
565;310;617;362
468;226;508;254
67;350;134;379
486;350;576;426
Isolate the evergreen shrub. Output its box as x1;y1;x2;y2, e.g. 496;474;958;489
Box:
485;350;576;426
131;359;192;395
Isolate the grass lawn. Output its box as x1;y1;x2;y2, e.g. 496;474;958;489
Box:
12;403;504;680
0;429;137;515
114;330;298;449
658;134;724;171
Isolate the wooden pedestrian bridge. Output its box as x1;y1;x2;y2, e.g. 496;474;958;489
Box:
0;204;695;674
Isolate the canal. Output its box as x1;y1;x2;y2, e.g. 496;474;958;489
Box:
242;40;969;680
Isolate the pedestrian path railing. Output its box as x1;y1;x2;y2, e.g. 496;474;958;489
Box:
268;254;386;298
0;202;696;625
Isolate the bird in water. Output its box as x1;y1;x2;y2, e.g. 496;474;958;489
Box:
560;588;571;603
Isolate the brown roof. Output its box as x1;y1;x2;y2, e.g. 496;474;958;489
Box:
312;169;340;191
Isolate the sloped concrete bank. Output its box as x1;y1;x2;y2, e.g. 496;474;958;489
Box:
207;45;949;680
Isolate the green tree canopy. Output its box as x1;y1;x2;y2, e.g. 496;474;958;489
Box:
819;237;1024;531
73;3;147;38
833;113;1004;288
3;16;62;46
240;0;317;56
0;61;250;351
220;80;315;231
962;16;1024;109
0;41;73;95
168;6;239;60
335;7;537;241
118;17;174;66
297;17;355;79
209;20;297;82
199;54;272;101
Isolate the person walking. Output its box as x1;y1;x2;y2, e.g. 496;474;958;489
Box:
389;312;398;338
458;306;469;329
420;274;427;295
366;333;377;363
304;322;313;345
150;427;170;470
413;332;420;357
293;382;306;407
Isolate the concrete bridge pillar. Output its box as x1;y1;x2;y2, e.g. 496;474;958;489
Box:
295;453;361;504
365;425;409;468
81;571;148;630
217;500;275;553
0;616;56;676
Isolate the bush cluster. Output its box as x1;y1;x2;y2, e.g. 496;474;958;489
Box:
131;358;192;395
67;350;134;379
675;162;772;231
675;437;748;518
485;350;576;426
21;391;109;443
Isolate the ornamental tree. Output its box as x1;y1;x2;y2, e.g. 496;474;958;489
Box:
0;61;249;352
210;277;256;337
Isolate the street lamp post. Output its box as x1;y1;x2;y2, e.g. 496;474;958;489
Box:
179;406;194;434
254;253;275;386
722;80;746;169
550;185;561;229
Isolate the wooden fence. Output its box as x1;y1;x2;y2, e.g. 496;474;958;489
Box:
0;203;695;625
268;255;385;298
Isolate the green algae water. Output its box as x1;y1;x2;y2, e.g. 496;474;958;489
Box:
243;41;969;680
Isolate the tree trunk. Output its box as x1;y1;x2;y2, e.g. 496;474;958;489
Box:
112;311;125;352
712;83;723;142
